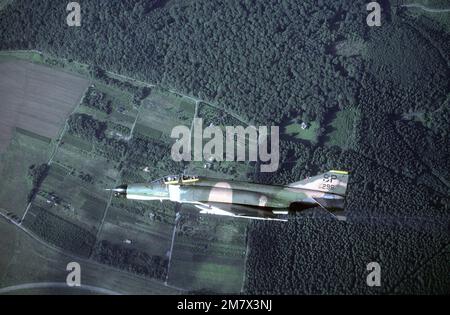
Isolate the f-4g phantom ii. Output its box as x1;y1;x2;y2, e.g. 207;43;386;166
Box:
111;170;349;221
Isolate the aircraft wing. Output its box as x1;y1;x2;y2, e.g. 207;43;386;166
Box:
193;202;288;222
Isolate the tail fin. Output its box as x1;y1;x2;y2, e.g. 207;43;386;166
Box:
288;170;349;196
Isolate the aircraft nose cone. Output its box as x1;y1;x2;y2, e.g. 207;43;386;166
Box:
112;184;127;198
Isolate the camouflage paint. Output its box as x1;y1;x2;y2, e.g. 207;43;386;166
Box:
118;171;349;219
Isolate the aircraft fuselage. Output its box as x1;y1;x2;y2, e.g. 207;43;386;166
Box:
112;172;349;220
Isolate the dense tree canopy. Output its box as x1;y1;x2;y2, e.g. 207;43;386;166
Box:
1;0;448;294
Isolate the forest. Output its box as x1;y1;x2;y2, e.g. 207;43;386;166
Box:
0;0;449;293
27;163;49;203
92;240;168;280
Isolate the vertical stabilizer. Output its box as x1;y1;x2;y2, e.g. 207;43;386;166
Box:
288;170;349;196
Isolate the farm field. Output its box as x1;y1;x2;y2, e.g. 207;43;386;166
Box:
96;207;174;258
22;119;120;257
0;50;92;77
0;217;18;282
51;143;119;194
92;202;175;281
167;207;247;293
139;89;196;139
0;132;51;217
0;220;179;294
0;0;449;295
0;52;254;293
0;60;89;152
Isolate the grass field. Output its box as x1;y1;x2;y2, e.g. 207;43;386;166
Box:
78;83;138;132
134;123;163;139
15;127;51;143
21;141;115;258
167;208;247;293
139;90;196;139
0;50;44;63
324;107;361;149
34;144;117;231
96;203;175;259
61;133;93;152
0;132;51;217
0;50;91;76
55;143;119;189
0;51;251;292
95;83;136;113
153;89;196;116
0;217;19;283
0;220;179;294
0;60;89;152
22;204;97;257
284;120;319;142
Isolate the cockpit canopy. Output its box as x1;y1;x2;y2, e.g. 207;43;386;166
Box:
156;174;199;185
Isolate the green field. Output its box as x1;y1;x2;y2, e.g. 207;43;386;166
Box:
53;144;119;190
0;132;51;217
0;50;44;63
96;202;174;258
95;83;135;112
0;50;251;292
23;205;96;257
325;107;361;149
134;123;163;139
284;120;319;142
168;209;247;293
78;83;138;131
29;140;117;242
138;90;196;139
61;133;93;152
0;220;179;294
0;50;91;76
152;89;196;116
15;127;51;144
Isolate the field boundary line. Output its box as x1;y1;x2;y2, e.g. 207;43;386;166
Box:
93;101;142;251
20;84;91;224
165;212;180;285
0;209;185;293
1;49;249;127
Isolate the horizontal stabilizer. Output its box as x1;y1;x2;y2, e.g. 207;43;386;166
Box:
194;202;287;221
313;197;345;211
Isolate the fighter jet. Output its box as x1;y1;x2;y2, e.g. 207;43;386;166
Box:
111;170;349;221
